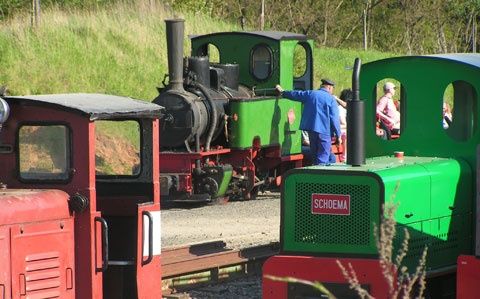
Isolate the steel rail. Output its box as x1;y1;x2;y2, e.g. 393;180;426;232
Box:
162;241;279;278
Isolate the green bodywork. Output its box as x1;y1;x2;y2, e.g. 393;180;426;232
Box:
216;166;232;197
281;55;480;274
229;98;301;153
191;33;313;153
282;156;472;271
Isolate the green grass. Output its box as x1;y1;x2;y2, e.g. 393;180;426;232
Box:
313;47;396;92
0;1;240;99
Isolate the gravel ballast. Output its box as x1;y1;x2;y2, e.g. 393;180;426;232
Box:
161;191;281;250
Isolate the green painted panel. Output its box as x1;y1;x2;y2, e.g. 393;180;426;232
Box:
421;158;472;218
216;168;232;197
396;213;471;272
229;97;302;155
282;170;381;255
376;164;431;222
279;40;314;90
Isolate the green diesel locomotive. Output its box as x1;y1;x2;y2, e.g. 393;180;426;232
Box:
264;54;480;298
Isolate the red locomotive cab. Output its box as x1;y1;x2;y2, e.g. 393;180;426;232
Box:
0;94;163;298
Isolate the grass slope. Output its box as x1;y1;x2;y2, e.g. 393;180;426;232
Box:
0;2;240;99
0;1;395;98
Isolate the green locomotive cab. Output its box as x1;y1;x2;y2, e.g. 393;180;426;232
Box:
264;54;480;298
191;31;314;92
190;32;313;153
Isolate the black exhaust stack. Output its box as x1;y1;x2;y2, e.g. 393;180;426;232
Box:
346;58;365;166
165;19;185;92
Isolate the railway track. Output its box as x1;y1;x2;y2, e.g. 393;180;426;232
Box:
162;241;279;296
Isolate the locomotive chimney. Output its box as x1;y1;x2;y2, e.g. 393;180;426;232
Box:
346;58;365;166
165;19;185;92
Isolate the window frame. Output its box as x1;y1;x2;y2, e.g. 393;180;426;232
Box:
293;42;309;79
443;80;477;141
16;122;73;184
94;119;143;180
250;43;274;81
196;43;221;63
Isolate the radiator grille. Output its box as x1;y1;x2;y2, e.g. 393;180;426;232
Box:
25;251;61;298
294;182;371;246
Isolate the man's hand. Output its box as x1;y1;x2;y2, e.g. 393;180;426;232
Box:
275;84;284;97
335;136;342;145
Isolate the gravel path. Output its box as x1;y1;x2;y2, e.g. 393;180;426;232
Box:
161;191;281;249
186;274;262;299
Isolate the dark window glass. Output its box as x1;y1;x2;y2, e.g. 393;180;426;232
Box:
251;44;272;80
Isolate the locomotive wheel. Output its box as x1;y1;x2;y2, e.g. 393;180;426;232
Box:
244;186;259;200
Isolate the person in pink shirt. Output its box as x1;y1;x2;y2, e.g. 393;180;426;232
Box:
376;82;400;139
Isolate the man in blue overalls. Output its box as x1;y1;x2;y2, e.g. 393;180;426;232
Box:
276;79;342;165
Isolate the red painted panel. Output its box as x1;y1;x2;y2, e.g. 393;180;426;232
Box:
136;203;161;299
0;190;71;226
311;194;351;215
10;219;75;299
263;255;389;299
152;120;160;204
0;227;10;299
457;255;480;299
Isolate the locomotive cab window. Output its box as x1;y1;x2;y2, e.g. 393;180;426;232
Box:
443;81;477;141
375;79;403;141
251;44;273;80
197;43;220;63
18;125;70;181
95;120;141;177
293;42;312;90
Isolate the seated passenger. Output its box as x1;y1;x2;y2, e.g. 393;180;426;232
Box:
335;89;352;162
376;82;400;139
443;102;452;129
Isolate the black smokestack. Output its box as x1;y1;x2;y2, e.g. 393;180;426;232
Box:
346;58;365;166
165;19;185;92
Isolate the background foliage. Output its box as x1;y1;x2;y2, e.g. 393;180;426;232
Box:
2;0;479;54
165;0;480;54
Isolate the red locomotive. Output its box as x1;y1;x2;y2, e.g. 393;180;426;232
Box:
0;93;163;298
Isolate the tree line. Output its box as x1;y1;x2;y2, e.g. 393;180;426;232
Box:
1;0;479;54
165;0;480;54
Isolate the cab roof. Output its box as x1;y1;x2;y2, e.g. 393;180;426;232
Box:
190;31;308;41
366;53;480;69
429;53;480;69
4;93;164;121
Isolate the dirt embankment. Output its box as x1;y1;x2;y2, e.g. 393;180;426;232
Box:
95;133;139;175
